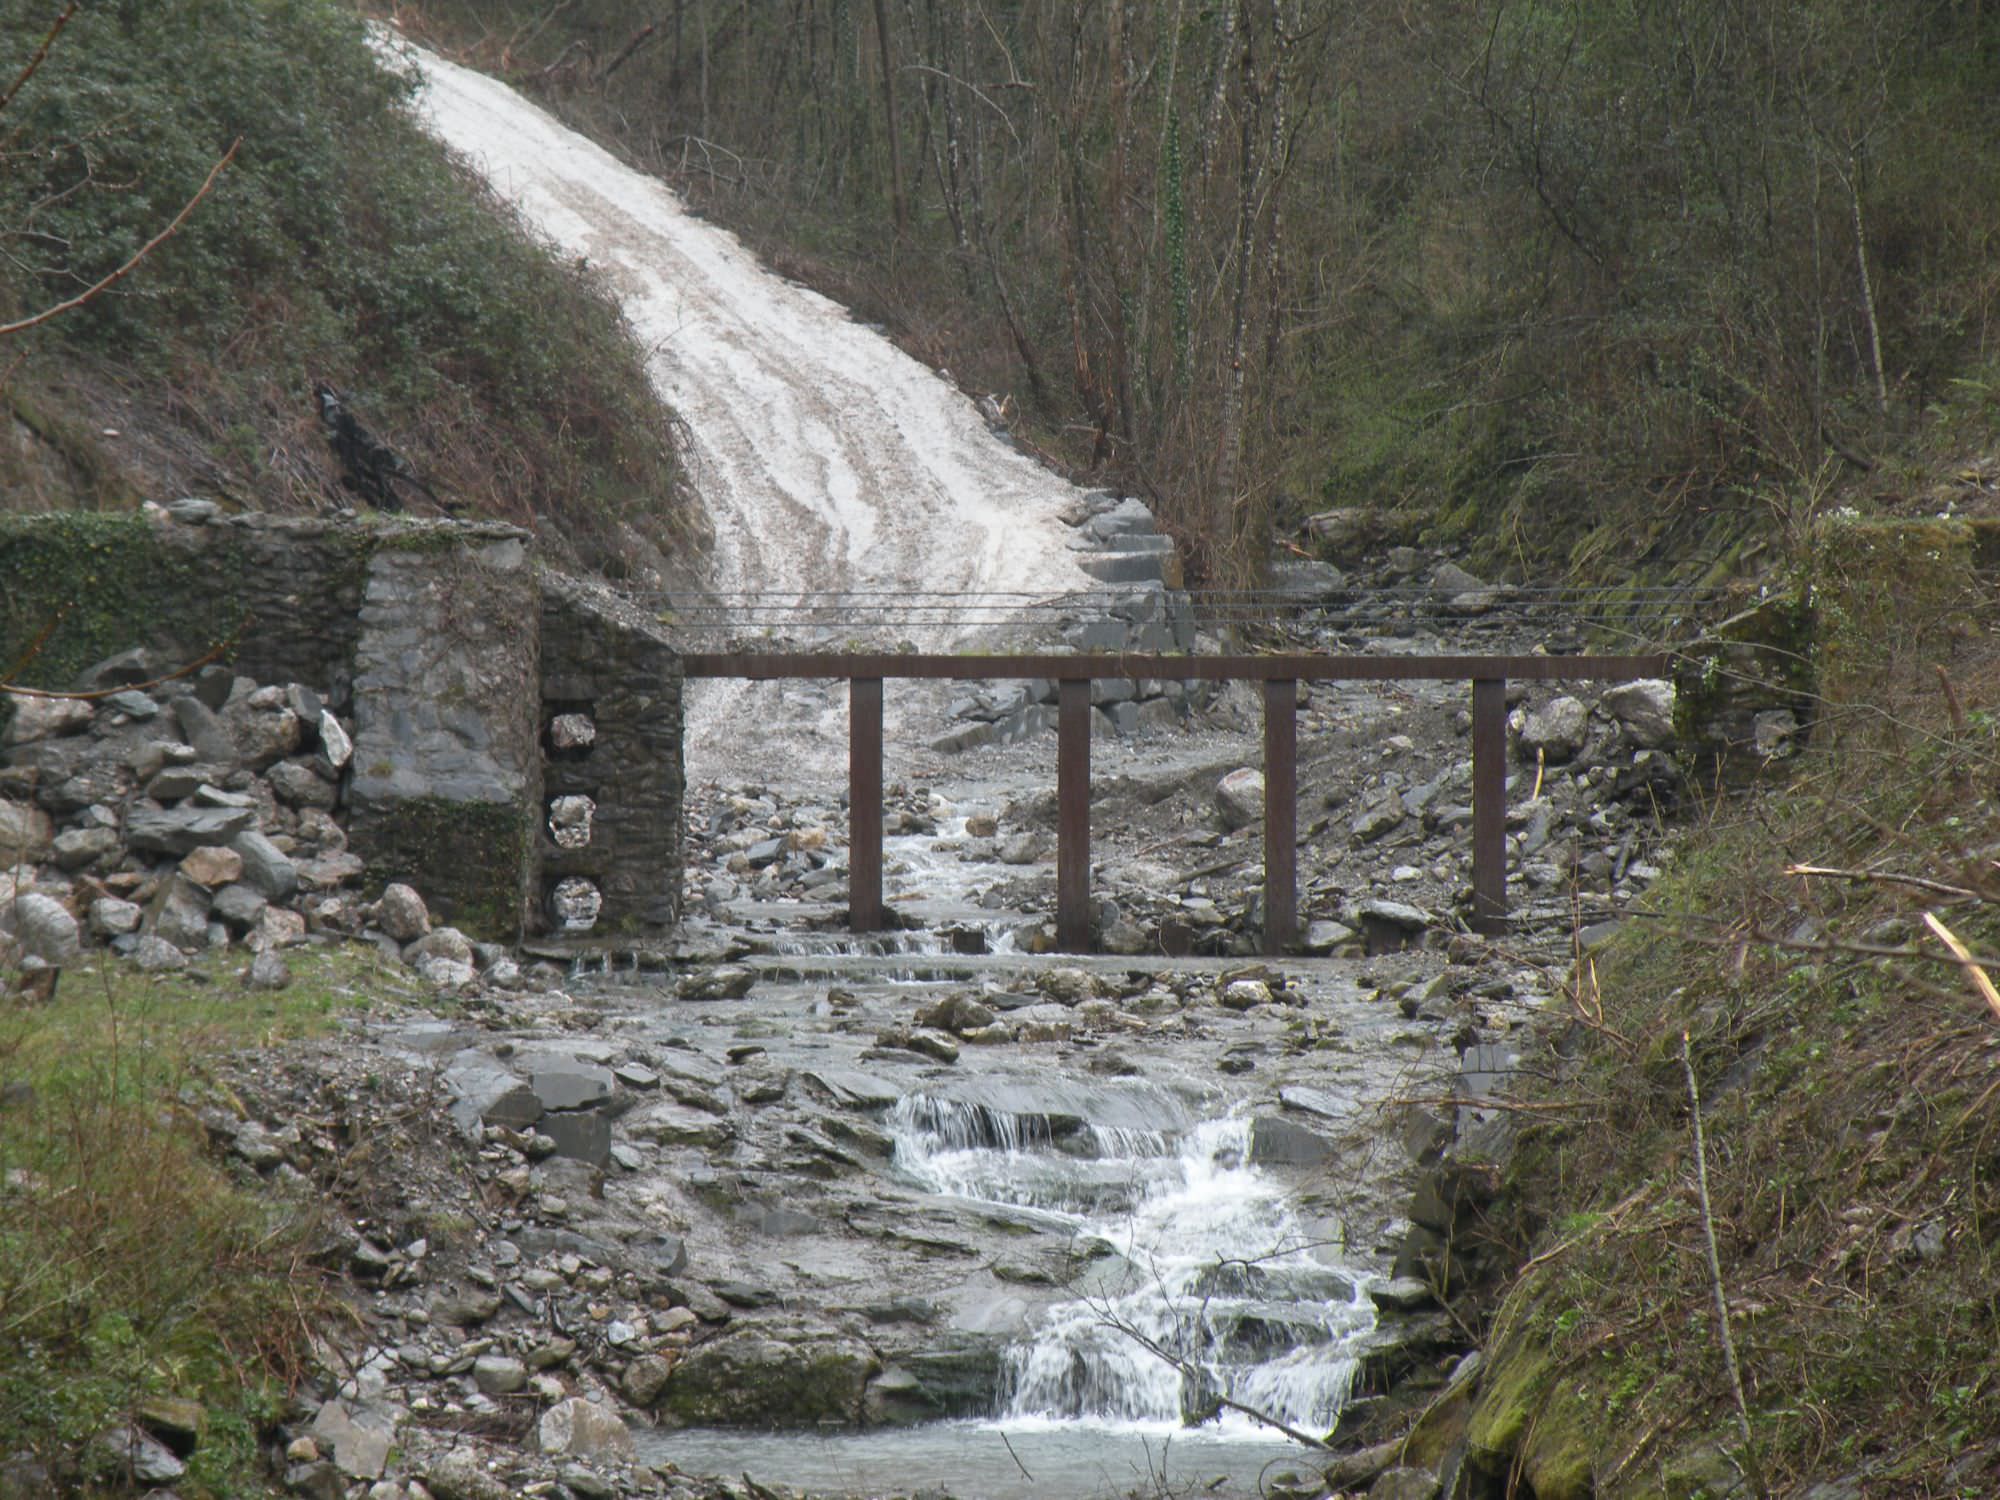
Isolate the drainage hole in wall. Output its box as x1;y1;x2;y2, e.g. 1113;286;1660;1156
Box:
549;794;596;848
549;876;602;931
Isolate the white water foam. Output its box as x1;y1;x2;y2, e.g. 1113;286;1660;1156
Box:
892;1098;1374;1438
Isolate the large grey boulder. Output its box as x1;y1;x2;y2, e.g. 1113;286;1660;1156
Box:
657;1333;878;1426
0;800;54;864
229;830;298;901
1601;678;1676;747
536;1398;634;1461
4;695;94;745
169;696;238;767
150;875;214;953
6;893;80;965
376;882;430;942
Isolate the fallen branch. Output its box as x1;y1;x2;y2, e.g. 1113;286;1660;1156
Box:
1786;864;1987;904
2;632;237;701
596;21;655;85
1099;1315;1328;1449
0;136;241;339
1922;911;2000;1023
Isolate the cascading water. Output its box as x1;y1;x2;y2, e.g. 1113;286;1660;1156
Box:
891;1090;1375;1438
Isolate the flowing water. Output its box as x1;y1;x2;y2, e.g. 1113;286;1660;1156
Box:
891;1090;1373;1437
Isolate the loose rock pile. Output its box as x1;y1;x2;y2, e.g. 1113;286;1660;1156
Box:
0;657;514;998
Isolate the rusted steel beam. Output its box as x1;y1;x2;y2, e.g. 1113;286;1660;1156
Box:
1263;679;1298;957
683;652;1667;683
1471;677;1509;933
849;677;884;933
1057;679;1091;952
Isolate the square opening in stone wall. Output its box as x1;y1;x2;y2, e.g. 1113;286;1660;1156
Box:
546;876;602;932
544;701;597;760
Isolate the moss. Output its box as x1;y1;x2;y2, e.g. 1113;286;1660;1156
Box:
360;794;530;941
0;513;247;700
1463;1286;1606;1500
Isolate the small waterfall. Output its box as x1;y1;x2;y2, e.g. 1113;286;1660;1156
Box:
890;1095;1374;1437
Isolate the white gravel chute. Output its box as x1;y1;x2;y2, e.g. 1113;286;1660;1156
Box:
388;36;1098;774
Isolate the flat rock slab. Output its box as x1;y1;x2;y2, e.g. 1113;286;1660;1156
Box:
126;805;255;854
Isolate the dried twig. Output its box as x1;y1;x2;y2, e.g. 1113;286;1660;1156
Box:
1922;911;2000;1023
1786;864;1987;904
1681;1032;1770;1499
0;136;241;339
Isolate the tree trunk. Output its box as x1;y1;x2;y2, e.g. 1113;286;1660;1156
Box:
871;0;907;233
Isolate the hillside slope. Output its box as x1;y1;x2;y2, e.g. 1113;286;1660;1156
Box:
0;0;693;580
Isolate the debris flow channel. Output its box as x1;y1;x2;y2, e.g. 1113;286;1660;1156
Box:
397;32;1413;1497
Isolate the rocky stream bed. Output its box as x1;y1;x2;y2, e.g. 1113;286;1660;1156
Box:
0;534;1704;1500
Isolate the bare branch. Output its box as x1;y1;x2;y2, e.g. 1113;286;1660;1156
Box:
0;135;241;339
0;1;77;118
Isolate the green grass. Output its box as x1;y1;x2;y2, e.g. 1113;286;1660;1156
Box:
0;944;398;1496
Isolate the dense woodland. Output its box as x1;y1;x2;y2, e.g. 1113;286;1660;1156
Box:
399;0;2000;582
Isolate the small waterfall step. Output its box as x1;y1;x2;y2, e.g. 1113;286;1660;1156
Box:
890;1082;1378;1437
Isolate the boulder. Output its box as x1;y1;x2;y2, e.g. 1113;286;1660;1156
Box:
316;710;353;774
6;893;79;965
224;699;302;770
169;697;237;767
50;826;119;871
0;799;55;864
1600;678;1675;747
423;1450;514;1500
132;935;190;972
268;760;337;810
88;897;143;938
1517;696;1590;763
471;1355;528;1395
5;695;94;744
536;1398;634;1462
659;1333;878;1427
149;874;214;953
179;845;244;889
230;830;298;901
212;883;268;929
1215;768;1264;832
406;926;475;967
376;882;430;942
309;1400;391;1481
246;951;291;990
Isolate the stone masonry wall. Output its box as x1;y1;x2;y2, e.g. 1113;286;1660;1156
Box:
538;575;685;935
0;509;684;941
345;533;543;937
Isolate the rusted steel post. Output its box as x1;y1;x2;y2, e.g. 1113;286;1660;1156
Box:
1471;677;1508;933
1263;678;1298;956
1057;678;1092;952
849;676;884;933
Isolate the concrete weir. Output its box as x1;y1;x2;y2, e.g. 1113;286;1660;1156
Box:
0;509;684;940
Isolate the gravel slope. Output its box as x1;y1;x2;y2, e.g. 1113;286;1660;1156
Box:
392;36;1096;772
